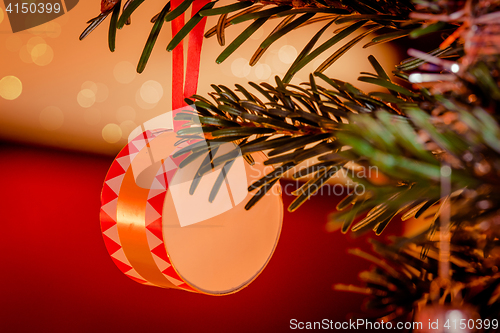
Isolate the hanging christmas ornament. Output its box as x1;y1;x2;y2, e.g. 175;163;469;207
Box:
100;111;283;294
98;0;283;295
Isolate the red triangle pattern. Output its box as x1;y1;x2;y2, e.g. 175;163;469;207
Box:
155;172;167;189
116;144;129;158
151;243;170;264
163;169;177;192
101;184;117;206
146;218;163;241
106;162;125;180
100;210;116;232
147;191;165;215
179;283;196;292
125;275;148;285
145;159;195;291
101;136;154;278
101;131;197;292
102;234;121;255
162;265;177;276
128;142;140;154
111;257;132;273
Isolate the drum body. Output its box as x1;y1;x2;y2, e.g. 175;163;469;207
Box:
100;120;283;295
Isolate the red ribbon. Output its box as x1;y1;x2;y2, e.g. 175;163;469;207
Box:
170;0;210;121
183;0;209;100
170;0;185;112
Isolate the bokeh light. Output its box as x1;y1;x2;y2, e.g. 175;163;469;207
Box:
19;45;33;64
0;76;23;100
102;123;122;143
27;36;46;52
119;120;137;139
81;81;98;93
80;81;108;103
95;83;109;103
254;64;272;80
278;45;297;64
77;89;96;108
45;21;62;38
114;61;136;84
39;106;64;130
116;105;136;123
266;49;288;74
135;89;157;110
231;58;251;78
250;28;264;40
31;44;54;66
139;80;163;104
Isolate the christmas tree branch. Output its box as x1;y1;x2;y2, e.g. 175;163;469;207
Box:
80;0;449;79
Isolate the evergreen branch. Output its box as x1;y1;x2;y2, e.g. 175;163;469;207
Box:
335;223;500;323
81;0;433;79
175;47;500;237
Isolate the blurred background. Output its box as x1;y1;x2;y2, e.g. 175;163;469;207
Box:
0;0;400;154
1;1;409;332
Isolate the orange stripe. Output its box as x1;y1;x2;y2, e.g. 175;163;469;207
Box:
116;162;178;289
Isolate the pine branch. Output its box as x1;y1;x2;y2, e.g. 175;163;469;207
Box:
174;43;500;235
80;0;500;322
79;0;453;80
335;221;500;323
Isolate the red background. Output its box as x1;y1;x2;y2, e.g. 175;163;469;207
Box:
0;142;399;332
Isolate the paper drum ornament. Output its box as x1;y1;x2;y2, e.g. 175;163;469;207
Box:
100;111;283;295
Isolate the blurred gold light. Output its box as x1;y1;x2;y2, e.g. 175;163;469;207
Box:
83;107;101;126
266;49;288;74
81;81;108;103
139;80;163;104
27;36;46;52
77;89;96;108
250;28;264;40
19;45;33;64
116;105;136;122
5;35;23;52
81;81;98;93
95;83;109;103
0;7;4;24
135;90;156;110
45;22;62;38
0;76;23;100
278;45;297;64
119;120;137;139
39;106;64;130
102;123;122;143
31;44;54;66
114;61;136;84
231;58;251;78
254;64;272;80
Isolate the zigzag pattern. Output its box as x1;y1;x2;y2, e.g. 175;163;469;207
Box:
100;130;157;285
100;130;196;291
144;154;196;291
